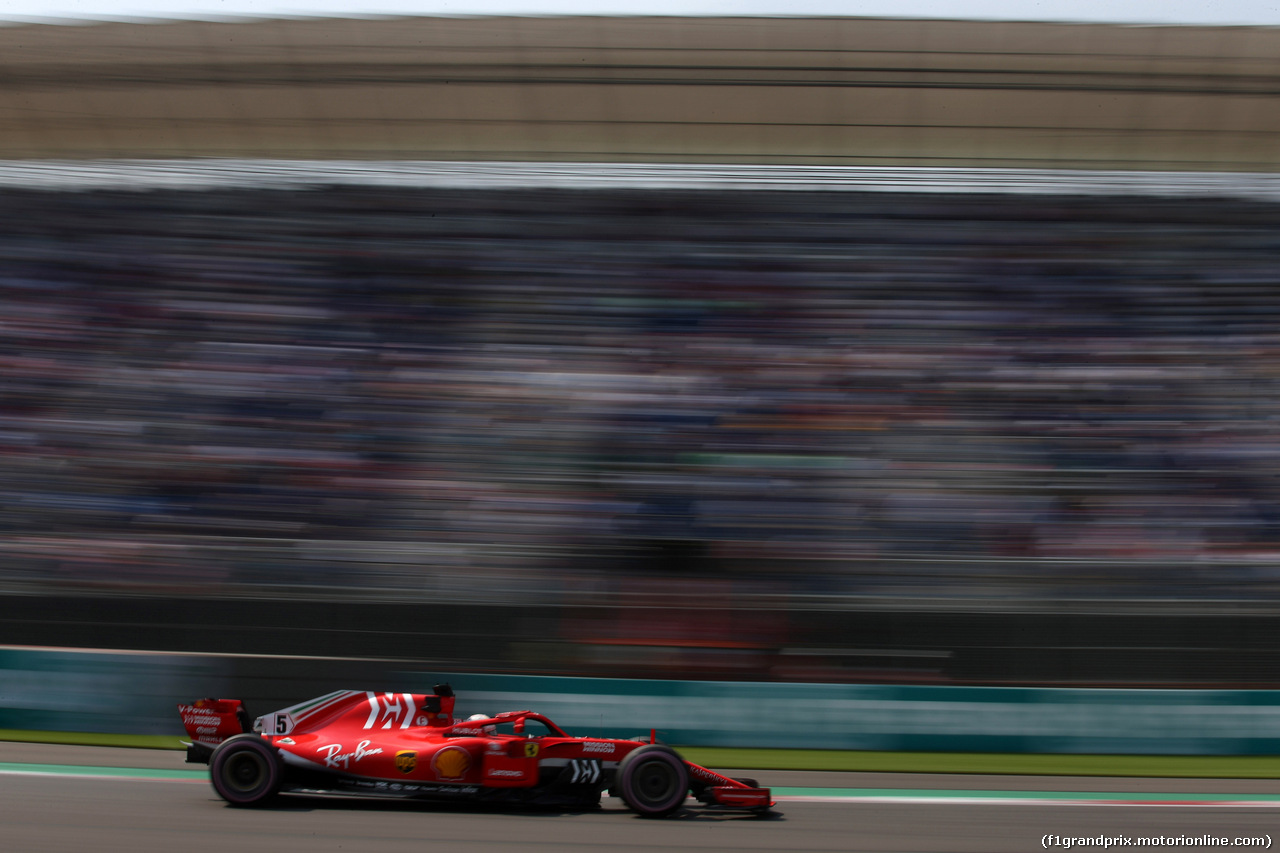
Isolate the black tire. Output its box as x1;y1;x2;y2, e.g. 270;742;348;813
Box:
209;734;281;806
732;777;759;789
615;744;689;818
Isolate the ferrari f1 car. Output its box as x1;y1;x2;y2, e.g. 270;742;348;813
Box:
178;683;772;817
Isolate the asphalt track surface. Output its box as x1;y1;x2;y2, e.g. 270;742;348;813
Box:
5;744;1280;853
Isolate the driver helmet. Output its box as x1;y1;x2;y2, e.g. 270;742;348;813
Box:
468;713;496;735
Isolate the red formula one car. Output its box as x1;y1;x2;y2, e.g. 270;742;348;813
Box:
178;683;772;818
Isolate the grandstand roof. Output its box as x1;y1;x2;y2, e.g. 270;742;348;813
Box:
0;15;1277;168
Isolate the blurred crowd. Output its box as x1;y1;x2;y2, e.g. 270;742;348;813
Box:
2;187;1280;603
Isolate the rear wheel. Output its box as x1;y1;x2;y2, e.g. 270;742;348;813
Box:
209;734;281;806
615;745;689;818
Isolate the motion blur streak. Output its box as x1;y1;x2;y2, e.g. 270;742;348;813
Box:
3;186;1279;606
0;16;1278;169
3;15;1280;690
0;162;1279;199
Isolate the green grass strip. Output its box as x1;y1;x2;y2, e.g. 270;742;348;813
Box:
676;747;1280;778
770;787;1280;802
0;761;205;780
0;730;186;750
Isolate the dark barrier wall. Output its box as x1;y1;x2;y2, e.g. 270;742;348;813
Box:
4;594;1279;687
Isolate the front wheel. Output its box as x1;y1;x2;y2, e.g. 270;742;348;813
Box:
209;734;281;806
615;744;689;818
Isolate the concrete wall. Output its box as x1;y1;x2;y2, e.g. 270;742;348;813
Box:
0;16;1277;169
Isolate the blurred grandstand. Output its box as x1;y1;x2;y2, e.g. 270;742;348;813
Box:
5;184;1280;608
2;16;1280;684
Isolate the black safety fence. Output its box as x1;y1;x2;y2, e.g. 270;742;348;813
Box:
3;593;1279;688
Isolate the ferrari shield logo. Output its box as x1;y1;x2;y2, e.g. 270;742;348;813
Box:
395;750;417;775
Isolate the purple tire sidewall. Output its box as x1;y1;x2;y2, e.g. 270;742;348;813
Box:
618;747;687;816
211;736;280;805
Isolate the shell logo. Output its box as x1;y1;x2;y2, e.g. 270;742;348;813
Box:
431;746;471;781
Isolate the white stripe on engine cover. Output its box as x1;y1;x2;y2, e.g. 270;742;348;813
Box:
538;758;619;768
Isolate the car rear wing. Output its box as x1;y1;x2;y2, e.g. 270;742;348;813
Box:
177;698;252;764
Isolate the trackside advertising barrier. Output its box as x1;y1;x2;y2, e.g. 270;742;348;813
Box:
0;647;230;735
428;674;1280;755
4;649;1280;754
